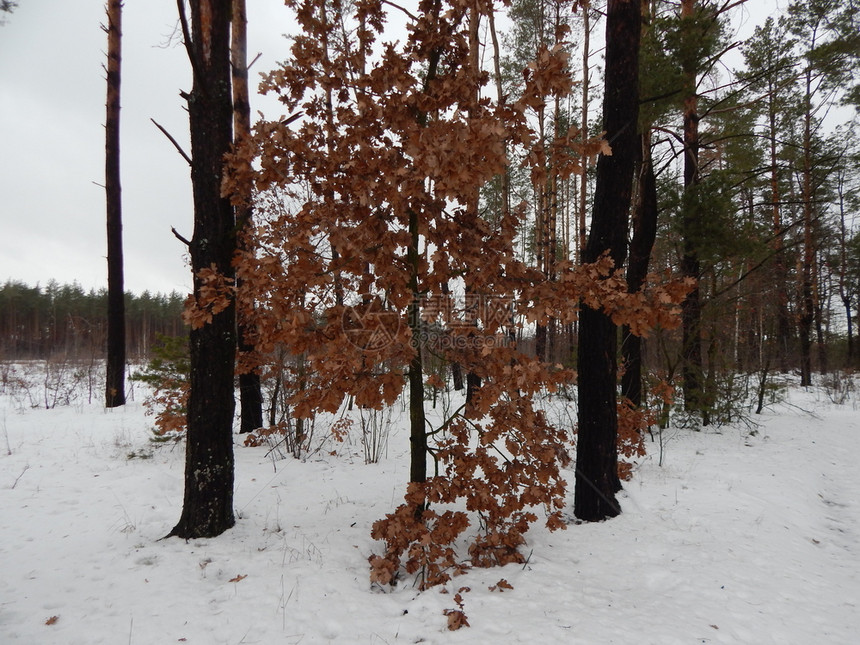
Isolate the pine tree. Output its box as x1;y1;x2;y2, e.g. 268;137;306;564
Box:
168;0;236;540
787;0;860;384
742;16;798;372
104;0;125;408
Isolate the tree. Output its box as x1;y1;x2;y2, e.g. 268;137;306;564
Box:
104;0;125;408
621;0;667;408
833;130;860;364
654;0;746;421
231;0;264;434
574;0;641;522
787;0;860;384
742;16;797;372
167;0;236;540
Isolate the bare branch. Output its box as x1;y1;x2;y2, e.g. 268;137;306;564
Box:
381;0;417;22
172;227;191;247
176;0;202;85
151;118;192;166
11;465;29;489
280;111;304;126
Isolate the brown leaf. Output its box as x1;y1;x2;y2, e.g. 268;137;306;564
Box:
45;615;59;626
489;578;514;592
443;609;470;631
229;574;247;583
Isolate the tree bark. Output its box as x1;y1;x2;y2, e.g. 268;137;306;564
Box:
767;78;791;372
680;0;704;415
799;65;815;387
169;0;236;539
621;130;658;408
578;0;591;261
574;0;641;522
232;0;264;434
104;0;126;408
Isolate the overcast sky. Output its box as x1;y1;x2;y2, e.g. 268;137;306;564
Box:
0;0;292;295
0;0;781;296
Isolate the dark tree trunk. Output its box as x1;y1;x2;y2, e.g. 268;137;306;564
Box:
104;0;125;408
451;361;464;390
621;131;658;408
768;90;791;372
408;207;427;521
168;0;236;539
680;0;703;415
535;323;547;361
231;0;263;434
574;0;641;522
814;288;828;375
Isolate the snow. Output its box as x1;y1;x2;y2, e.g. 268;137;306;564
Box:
1;377;859;644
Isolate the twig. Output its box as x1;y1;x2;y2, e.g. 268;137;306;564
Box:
11;464;29;489
522;548;533;570
151;118;192;166
2;413;10;455
175;0;202;85
381;0;418;21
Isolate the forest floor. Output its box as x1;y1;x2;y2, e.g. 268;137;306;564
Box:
1;374;858;644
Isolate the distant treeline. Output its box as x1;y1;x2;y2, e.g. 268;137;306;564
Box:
0;280;185;360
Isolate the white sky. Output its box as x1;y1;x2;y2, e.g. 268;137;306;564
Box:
0;0;781;296
0;0;293;295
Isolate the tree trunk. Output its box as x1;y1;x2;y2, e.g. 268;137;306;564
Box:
407;206;427;519
232;0;264;434
799;66;814;387
578;0;591;261
574;0;641;522
680;0;703;415
104;0;125;408
837;171;853;364
768;82;791;372
169;0;236;539
621;130;658;408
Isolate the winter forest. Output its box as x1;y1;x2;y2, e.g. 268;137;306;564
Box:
2;0;860;642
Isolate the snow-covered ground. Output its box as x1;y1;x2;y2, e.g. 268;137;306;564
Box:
1;376;858;644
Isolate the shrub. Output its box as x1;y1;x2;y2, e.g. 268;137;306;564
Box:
131;334;189;437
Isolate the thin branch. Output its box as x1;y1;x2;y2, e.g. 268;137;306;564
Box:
172;227;191;247
11;464;29;489
696;41;742;91
151;118;192;166
380;0;417;22
176;0;202;86
652;125;685;147
641;86;682;105
280;111;304;126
